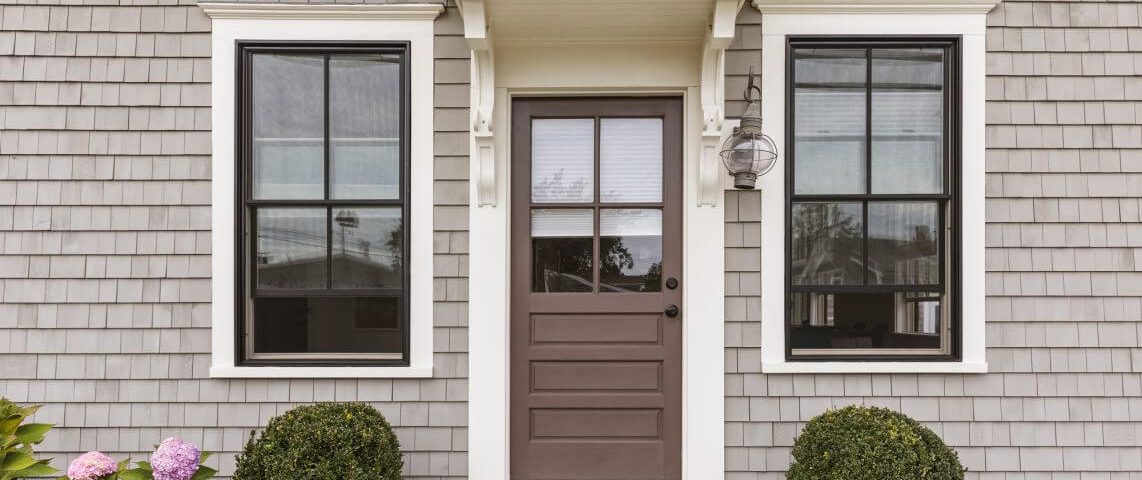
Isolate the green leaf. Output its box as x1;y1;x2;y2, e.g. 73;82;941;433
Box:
118;468;151;480
189;466;217;480
135;461;152;471
0;451;36;471
10;459;58;477
0;419;21;437
13;423;52;445
199;451;212;463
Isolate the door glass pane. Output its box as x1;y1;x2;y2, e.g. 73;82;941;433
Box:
252;54;325;200
789;291;941;350
867;202;939;285
253;296;403;354
872;49;944;194
532;209;593;292
793;49;867;194
255;207;327;289
532;119;595;203
790;202;863;285
600;118;663;203
330;54;402;200
331;208;403;289
600;209;662;292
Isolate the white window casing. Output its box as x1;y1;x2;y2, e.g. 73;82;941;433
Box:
755;1;996;374
204;3;442;378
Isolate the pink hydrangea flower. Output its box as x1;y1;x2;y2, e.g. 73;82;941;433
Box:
67;451;117;480
149;438;201;480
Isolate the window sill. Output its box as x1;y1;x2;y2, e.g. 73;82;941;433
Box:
761;361;987;374
210;365;433;378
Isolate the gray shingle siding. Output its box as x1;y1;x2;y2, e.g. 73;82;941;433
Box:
0;0;467;477
725;1;1142;477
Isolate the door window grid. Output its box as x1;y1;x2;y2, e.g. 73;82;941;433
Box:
238;43;410;364
786;39;959;359
529;117;665;293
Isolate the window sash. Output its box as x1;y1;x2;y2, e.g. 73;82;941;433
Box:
237;42;411;365
785;37;960;361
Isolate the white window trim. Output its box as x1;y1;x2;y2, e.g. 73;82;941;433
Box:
754;1;995;374
204;3;441;378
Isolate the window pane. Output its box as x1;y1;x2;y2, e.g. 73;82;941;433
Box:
532;119;595;203
331;208;403;289
600;118;663;203
872;49;944;194
791;202;863;285
789;292;942;350
532;209;593;292
252;54;324;200
330;54;402;199
600;209;662;292
793;49;867;194
868;202;940;285
255;208;327;289
253;296;403;354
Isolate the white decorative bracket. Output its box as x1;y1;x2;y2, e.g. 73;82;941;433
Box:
699;0;745;207
457;0;497;207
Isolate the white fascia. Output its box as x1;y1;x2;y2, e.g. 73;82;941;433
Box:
754;1;994;374
204;3;441;378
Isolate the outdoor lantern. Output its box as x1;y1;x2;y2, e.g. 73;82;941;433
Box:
720;68;778;189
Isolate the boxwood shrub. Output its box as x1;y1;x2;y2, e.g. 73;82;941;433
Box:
787;405;964;480
234;402;402;480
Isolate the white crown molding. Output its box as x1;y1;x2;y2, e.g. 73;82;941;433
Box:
199;2;445;20
753;0;998;14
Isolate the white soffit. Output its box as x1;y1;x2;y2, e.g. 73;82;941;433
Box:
485;0;718;44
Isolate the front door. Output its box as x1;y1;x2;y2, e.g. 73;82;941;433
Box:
510;98;683;480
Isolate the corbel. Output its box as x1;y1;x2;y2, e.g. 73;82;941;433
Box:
457;0;497;207
699;0;746;207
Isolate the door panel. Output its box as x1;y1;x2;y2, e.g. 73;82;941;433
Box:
510;98;683;480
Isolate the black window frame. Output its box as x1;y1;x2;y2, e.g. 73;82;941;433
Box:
235;41;412;367
784;36;962;362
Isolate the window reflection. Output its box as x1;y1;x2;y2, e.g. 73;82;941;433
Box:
600;209;662;292
790;203;863;285
531;209;594;292
790;292;942;350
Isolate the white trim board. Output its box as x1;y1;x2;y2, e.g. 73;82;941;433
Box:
205;4;439;378
756;5;993;374
467;42;725;480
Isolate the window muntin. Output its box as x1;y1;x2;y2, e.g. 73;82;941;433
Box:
529;117;666;294
787;39;958;359
240;44;409;364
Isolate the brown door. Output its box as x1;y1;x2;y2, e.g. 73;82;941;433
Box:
510;98;683;480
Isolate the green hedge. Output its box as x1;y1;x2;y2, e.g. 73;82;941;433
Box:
234;403;402;480
787;405;964;480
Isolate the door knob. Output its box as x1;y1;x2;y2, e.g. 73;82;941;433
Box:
664;304;680;318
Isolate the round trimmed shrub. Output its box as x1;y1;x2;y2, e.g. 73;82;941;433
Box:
787;405;964;480
234;402;402;480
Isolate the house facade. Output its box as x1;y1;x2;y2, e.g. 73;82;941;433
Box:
1;0;1141;478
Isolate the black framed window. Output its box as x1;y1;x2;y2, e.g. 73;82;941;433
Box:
237;42;410;365
786;38;960;360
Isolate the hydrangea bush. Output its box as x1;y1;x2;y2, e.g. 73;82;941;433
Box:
66;452;120;480
59;438;214;480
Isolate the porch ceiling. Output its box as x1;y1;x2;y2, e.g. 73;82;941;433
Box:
484;0;718;44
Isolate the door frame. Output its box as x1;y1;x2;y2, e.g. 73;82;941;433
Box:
468;43;726;480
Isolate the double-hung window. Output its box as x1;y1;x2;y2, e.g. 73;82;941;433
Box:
786;38;960;360
238;43;410;365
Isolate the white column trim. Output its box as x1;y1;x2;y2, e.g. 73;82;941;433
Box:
756;6;993;374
